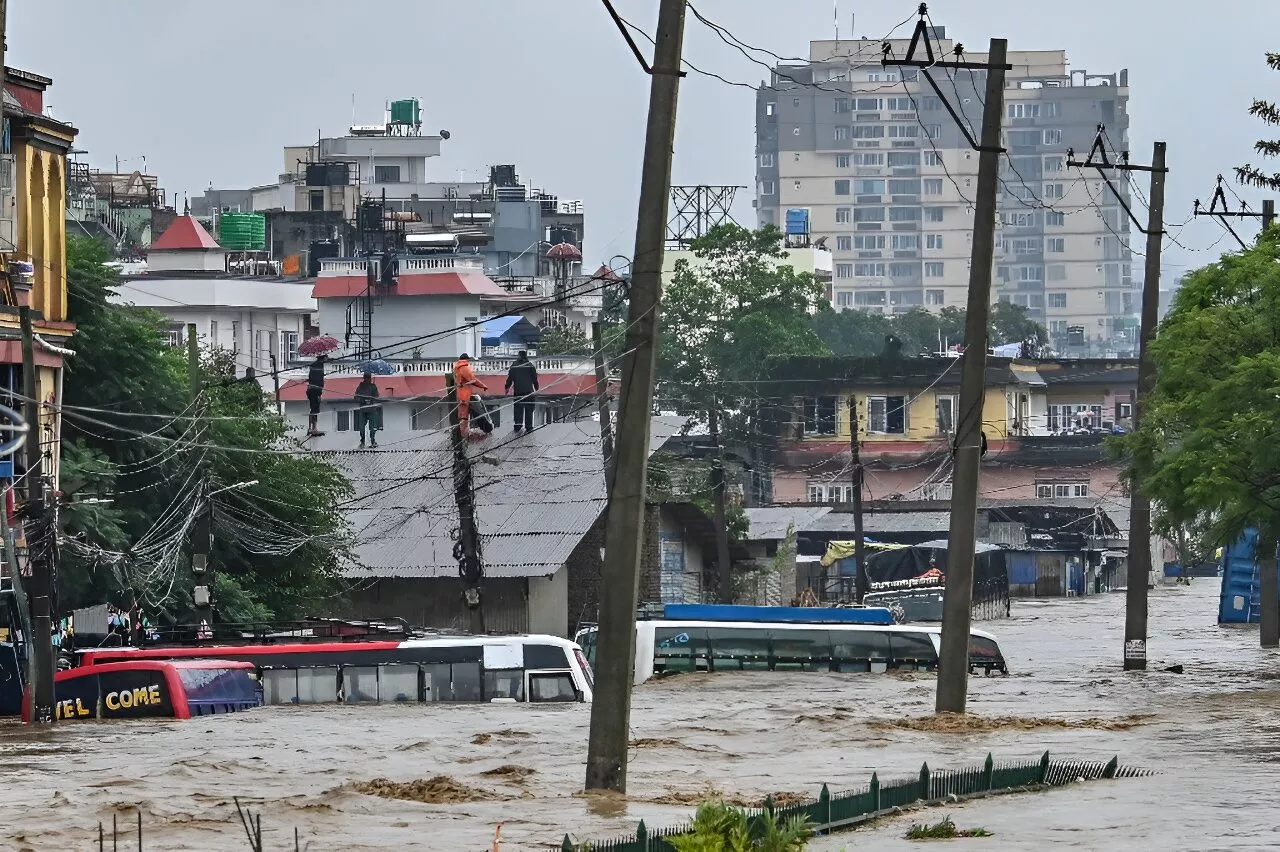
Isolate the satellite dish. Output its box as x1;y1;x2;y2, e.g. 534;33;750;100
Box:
440;129;451;140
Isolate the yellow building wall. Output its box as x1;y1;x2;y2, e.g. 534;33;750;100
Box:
14;142;69;323
821;387;1012;443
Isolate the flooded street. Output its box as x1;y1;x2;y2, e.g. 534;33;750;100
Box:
5;583;1280;850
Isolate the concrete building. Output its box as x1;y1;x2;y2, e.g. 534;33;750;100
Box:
756;27;1136;353
111;215;316;392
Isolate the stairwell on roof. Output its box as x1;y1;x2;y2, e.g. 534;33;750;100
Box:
147;215;225;273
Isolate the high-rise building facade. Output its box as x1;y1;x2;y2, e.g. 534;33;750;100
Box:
756;27;1136;353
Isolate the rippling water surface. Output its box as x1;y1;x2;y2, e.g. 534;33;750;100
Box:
4;583;1279;851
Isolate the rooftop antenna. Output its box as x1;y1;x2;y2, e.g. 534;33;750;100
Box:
833;0;839;42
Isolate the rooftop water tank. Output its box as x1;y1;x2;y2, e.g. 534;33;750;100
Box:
218;212;267;252
389;98;421;127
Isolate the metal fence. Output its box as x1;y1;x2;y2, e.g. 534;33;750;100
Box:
562;751;1153;851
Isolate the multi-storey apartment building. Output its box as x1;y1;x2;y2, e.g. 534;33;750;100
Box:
756;27;1137;353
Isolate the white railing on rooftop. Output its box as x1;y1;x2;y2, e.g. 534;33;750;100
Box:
318;256;486;276
311;355;596;376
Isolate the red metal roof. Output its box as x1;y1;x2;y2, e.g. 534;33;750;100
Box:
592;264;623;282
311;272;508;299
279;374;606;401
151;216;221;251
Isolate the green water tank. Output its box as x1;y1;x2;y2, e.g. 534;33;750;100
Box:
218;212;267;251
390;98;421;127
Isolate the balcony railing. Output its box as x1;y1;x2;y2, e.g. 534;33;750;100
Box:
317;256;486;275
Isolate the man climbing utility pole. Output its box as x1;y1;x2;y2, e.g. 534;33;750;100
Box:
586;0;686;793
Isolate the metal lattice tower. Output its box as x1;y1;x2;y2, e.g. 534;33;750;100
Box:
666;185;744;246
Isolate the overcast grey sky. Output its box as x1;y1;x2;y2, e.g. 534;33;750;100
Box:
15;1;1280;275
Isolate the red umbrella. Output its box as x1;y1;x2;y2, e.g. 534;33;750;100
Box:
298;335;340;357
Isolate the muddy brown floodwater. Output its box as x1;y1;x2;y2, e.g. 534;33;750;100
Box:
3;583;1280;851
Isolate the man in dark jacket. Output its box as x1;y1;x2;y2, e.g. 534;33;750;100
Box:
354;371;381;448
504;350;539;434
306;354;328;437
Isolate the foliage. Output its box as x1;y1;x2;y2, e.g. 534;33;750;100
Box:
905;816;992;840
1117;227;1280;554
58;235;351;621
668;800;813;852
812;302;1043;357
658;224;830;434
1236;52;1280;191
647;452;748;541
537;323;592;357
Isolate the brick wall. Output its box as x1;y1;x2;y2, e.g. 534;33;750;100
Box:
639;505;663;604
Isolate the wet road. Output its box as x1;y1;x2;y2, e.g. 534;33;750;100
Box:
4;583;1280;851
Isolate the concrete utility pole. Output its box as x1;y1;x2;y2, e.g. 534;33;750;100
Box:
591;322;616;492
187;325;213;633
585;0;686;794
848;396;868;603
708;402;734;604
445;374;485;634
20;306;54;723
931;39;1007;714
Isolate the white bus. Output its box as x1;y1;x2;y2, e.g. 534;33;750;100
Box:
575;618;1006;685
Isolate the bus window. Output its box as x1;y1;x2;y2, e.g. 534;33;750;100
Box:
296;667;340;703
263;670;299;704
831;630;891;673
653;627;698;673
433;662;481;702
526;644;573;670
378;664;420;702
343;666;379;703
770;630;832;671
529;672;578;702
577;629;597;667
485;669;525;702
968;636;1006;673
889;632;939;670
706;628;770;671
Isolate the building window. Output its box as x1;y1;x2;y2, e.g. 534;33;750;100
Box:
282;330;300;364
835;263;854;279
1046;210;1065;226
1007;103;1040;119
935;394;956;433
924;207;944;223
765;102;775;116
926;234;943;249
855;179;885;195
853;207;886;222
887;178;920;195
231;320;241;354
1047;237;1066;253
1118;402;1133;419
835;154;850;168
867;396;907;434
309;190;325;211
208;320;218;345
808;483;855;504
923;151;943;167
336;410;350;432
1043;102;1061;118
854;235;885;250
759;152;775;168
922;179;943;196
834;179;851;196
890;234;919;250
834;126;849;141
925;262;944;278
1036;481;1090;499
1017;266;1044;282
926;289;945;306
888;124;918;138
1043;129;1063;145
889;262;916;277
1049;320;1068;334
835;207;852;223
856;98;884;111
854;263;886;277
254;329;275;370
889;207;921;222
1048;292;1067;308
835;291;854;307
854;152;885;165
803;396;838;436
924;124;942;139
1004;211;1036;227
760;180;776;195
834;97;851;113
836;235;852;251
165;324;185;348
374;165;402;183
852;125;886;139
921;96;942;110
1043;156;1064;172
1043;183;1064;199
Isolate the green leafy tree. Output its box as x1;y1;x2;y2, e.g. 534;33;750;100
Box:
1120;228;1280;583
647;451;748;541
989;301;1047;347
59;235;351;621
536;323;592;357
810;308;893;356
1236;52;1280;191
659;224;830;435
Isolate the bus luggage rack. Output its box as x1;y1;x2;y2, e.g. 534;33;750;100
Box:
149;617;425;646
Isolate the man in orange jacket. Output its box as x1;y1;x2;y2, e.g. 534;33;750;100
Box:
453;353;488;436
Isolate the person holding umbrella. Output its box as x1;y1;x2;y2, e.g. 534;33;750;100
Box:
306;353;328;437
354;371;382;448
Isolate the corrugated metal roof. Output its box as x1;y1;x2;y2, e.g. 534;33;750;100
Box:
309;418;683;579
744;506;833;540
807;511;953;534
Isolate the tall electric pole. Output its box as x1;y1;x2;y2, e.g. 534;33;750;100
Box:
885;23;1010;714
586;0;686;793
20;306;54;723
708;402;734;604
591;322;616;492
187;325;214;634
445;374;485;634
848;396;867;603
1069;136;1169;667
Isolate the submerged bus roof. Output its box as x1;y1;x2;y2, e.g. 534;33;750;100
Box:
659;604;895;626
